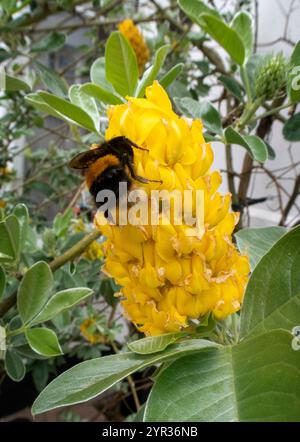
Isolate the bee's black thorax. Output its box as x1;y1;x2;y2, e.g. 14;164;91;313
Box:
89;165;132;207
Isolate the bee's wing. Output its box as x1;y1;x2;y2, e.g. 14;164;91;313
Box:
69;144;110;169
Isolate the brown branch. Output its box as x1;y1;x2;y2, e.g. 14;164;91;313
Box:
257;37;295;47
237;96;286;224
279;175;300;226
64;181;86;212
260;166;285;217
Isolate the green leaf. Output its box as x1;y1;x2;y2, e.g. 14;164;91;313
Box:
26;328;63;357
5;351;25;382
35;61;68;98
199;14;245;66
2;0;16;14
15;344;47;360
136;44;171;98
0;215;20;261
6;214;20;257
240;226;300;338
32;339;219;415
13;203;29;250
231;11;253;60
128;332;187;355
0;222;13;261
178;0;221;25
0;252;14;262
245;54;264;97
31;288;93;325
219;75;244;101
265;141;276;160
283;113;300;141
38;91;97;132
4;74;31;91
243;135;268;163
90;57;114;91
288;40;300;103
17;261;53;324
31;32;66;53
0;265;5;301
26;93;66;119
224;127;268;162
235;226;287;270
69;85;100;132
32;362;49;392
105;31;138;97
159;63;184;89
80;83;122;105
175;97;222;135
224;126;246;145
0;325;6;354
144;330;300;422
53;208;73;237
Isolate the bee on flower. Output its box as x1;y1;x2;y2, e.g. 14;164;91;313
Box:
92;81;250;336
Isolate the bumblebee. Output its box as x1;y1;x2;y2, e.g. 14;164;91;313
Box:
69;136;161;207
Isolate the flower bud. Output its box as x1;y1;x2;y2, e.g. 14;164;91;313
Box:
255;53;288;101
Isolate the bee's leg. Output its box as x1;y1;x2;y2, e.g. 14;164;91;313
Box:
126;159;163;184
123;137;149;152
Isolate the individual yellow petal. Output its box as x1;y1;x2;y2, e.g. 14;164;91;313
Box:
146;81;173;114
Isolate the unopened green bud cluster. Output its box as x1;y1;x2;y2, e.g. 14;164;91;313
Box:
255;53;288;101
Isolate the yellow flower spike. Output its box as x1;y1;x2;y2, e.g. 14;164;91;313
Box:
96;81;250;336
118;19;150;76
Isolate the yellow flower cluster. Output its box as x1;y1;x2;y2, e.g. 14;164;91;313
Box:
73;219;103;261
95;81;250;336
80;318;106;344
118;19;150;75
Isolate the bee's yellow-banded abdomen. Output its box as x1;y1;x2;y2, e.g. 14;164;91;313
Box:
85;154;120;190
